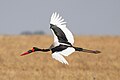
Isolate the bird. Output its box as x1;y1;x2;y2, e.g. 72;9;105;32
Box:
21;12;101;65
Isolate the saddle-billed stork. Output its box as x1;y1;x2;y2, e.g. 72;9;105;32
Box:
21;12;101;65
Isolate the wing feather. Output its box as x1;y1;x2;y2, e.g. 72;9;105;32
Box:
57;16;62;22
52;47;75;64
50;12;74;45
52;52;69;65
51;13;54;21
60;47;75;56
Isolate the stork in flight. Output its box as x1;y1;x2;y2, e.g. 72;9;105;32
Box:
21;12;101;65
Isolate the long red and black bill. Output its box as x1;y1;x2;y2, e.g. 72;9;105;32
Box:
20;48;35;56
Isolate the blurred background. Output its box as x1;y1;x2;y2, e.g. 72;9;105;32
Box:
0;0;120;35
0;1;120;80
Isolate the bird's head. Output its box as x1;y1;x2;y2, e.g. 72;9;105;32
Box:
20;47;40;56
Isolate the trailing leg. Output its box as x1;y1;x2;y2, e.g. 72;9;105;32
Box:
74;47;101;54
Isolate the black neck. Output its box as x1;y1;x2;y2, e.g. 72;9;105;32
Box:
33;47;50;52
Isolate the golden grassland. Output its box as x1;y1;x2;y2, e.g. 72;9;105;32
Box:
0;35;120;80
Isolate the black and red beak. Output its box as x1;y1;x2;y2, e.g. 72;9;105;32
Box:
20;48;35;56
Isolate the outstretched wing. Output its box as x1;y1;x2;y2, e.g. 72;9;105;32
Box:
52;52;69;65
59;47;75;56
51;47;75;65
50;12;74;45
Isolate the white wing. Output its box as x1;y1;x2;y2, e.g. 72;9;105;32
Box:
52;47;75;65
60;47;75;56
50;12;66;26
60;27;74;45
50;12;74;45
50;29;59;46
52;52;69;65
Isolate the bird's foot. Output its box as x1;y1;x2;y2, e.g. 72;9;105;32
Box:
92;50;101;54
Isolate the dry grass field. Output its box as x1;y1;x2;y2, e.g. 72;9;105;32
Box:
0;35;120;80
